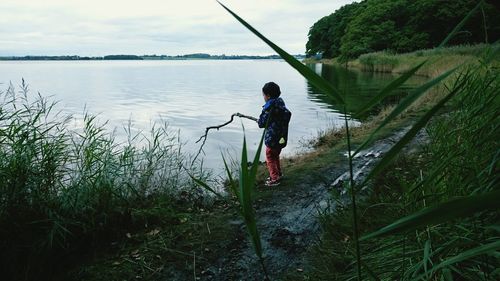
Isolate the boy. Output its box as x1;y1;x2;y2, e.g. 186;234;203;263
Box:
258;82;291;187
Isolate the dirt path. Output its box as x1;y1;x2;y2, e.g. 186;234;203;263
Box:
196;126;425;281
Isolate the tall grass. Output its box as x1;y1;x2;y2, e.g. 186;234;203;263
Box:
0;80;206;280
352;43;499;77
309;57;499;280
217;1;498;280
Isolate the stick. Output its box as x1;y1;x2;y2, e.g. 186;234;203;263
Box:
192;112;258;165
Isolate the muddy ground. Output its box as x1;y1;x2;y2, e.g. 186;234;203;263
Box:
165;126;426;281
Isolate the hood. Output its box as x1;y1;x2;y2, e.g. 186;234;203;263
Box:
263;97;286;110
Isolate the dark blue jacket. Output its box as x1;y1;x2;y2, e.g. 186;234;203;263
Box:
258;97;291;148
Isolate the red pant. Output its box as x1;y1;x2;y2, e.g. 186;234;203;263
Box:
265;146;282;181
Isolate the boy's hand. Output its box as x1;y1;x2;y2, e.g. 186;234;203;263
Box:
235;112;258;122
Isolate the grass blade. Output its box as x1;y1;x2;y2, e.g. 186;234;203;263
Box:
239;134;250;209
222;153;238;198
360;189;500;241
346;246;381;281
355;60;427;118
359;77;465;187
353;66;458;157
362;259;381;281
217;0;344;105
423;239;431;277
438;0;484;48
238;131;263;259
187;173;227;202
248;126;266;192
415;240;500;280
408;151;459;194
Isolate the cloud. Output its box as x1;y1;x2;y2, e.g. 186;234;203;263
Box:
0;0;356;56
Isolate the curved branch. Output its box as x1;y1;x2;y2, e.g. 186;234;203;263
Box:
192;113;258;165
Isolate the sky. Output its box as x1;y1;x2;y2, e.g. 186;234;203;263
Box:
0;0;355;56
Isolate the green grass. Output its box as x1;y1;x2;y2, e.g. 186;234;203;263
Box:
300;53;499;280
66;204;236;281
0;81;212;280
311;43;499;78
351;44;499;77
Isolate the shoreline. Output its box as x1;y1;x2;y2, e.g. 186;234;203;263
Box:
0;55;303;61
303;43;496;78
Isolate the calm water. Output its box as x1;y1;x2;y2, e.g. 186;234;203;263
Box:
0;60;424;173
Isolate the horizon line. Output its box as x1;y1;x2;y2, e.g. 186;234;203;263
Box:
0;53;305;57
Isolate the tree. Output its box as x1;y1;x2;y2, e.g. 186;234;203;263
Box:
339;0;414;59
306;0;500;60
306;2;363;58
408;0;500;47
306;16;331;57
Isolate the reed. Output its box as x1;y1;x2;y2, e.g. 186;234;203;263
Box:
0;80;206;280
303;35;499;281
351;43;499;77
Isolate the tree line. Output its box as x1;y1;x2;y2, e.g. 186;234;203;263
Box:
306;0;500;60
0;54;292;61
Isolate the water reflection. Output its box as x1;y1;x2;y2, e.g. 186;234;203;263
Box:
306;63;427;117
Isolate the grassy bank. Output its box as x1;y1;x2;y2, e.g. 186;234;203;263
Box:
294;46;500;280
308;44;499;78
353;44;500;77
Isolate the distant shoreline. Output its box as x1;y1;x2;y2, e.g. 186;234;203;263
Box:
0;54;305;61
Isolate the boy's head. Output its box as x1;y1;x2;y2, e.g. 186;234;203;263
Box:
262;82;281;100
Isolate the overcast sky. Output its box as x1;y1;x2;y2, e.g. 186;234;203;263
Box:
0;0;355;56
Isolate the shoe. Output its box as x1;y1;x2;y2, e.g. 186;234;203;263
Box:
266;173;284;182
265;179;281;187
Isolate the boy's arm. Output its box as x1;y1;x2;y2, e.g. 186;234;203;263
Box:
258;109;270;128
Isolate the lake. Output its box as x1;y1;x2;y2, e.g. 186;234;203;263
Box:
0;60;424;174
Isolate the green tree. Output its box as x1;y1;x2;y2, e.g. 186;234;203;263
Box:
306;0;500;59
306;2;362;58
408;0;500;47
306;16;331;57
339;0;415;59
